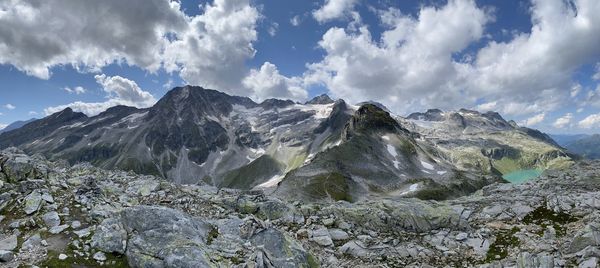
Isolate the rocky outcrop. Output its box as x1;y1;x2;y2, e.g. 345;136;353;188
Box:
0;149;599;267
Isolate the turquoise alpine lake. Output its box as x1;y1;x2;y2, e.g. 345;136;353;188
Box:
502;169;543;184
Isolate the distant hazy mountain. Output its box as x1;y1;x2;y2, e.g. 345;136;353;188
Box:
552;134;600;159
0;86;572;202
0;118;37;134
550;134;590;146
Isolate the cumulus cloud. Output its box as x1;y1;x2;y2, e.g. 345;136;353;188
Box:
64;86;86;95
0;0;186;79
45;74;156;116
553;113;573;128
520;113;546;127
0;0;275;99
4;104;16;110
162;0;260;94
466;0;600;113
305;0;489;113
313;0;359;23
579;113;600;128
304;0;600;121
243;62;307;101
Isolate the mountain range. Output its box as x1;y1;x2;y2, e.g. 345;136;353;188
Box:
0;86;573;202
551;134;600;159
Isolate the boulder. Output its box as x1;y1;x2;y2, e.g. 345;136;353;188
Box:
0;235;17;251
0;250;14;262
91;218;127;254
42;211;60;228
251;228;317;268
24;190;43;215
120;206;212;268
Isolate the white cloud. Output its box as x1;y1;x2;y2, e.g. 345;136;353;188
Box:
0;0;268;100
268;22;279;37
0;124;7;130
579;113;600;128
45;74;156;116
593;62;600;81
519;113;546;127
475;101;497;112
313;0;359;23
4;104;15;110
64;86;86;95
290;15;302;26
243;62;307;101
304;0;600;117
162;0;260;95
0;0;186;79
305;0;489;113
466;0;600;113
553;113;573;128
28;111;38;116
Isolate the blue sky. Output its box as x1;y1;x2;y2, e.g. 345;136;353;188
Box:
1;0;600;134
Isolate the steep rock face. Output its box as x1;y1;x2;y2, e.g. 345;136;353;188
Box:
401;109;572;175
275;104;499;202
0;108;87;149
0;86;345;187
305;94;334;105
0;87;571;202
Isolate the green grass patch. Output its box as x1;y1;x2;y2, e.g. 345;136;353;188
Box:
485;227;520;262
523;205;578;237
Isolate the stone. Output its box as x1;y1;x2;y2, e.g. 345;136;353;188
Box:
0;235;17;251
24;190;43;215
22;233;42;250
328;229;350;241
93;252;107;262
568;224;600;253
322;218;335;226
49;225;69;234
58;254;68;260
310;235;334;247
466;238;491;256
455;232;468;241
0;250;14;262
41;192;54;203
42;211;60;228
71;220;82;229
251;228;316;268
579;257;598;268
91;218;127;254
74;227;93;238
339;241;369;258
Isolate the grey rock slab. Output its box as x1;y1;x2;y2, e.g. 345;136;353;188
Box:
91;218;127;254
251;227;315;268
42;211;60;228
0;235;17;251
24;190;43;215
22;233;42;250
339;240;369;258
328;229;349;241
49;224;69;234
121;206;212;268
0;250;14;262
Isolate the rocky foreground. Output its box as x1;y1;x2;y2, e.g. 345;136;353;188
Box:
0;148;599;268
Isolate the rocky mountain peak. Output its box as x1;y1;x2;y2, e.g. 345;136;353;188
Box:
305;94;334;105
346;104;402;136
259;98;295;109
